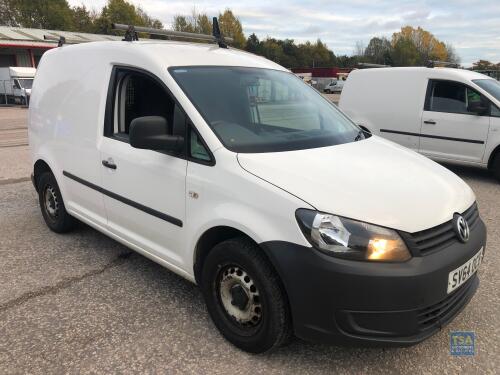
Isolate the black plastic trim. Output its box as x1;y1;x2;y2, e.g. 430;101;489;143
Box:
380;129;485;144
62;171;183;227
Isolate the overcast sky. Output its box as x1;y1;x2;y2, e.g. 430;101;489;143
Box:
69;0;500;66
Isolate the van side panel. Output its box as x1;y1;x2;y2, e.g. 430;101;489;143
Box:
28;47;109;226
339;69;428;151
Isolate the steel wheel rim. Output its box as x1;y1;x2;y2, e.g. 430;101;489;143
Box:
218;265;262;327
44;185;59;218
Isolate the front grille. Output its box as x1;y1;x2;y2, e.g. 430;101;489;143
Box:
402;203;479;256
417;277;476;330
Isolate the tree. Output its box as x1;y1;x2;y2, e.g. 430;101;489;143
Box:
218;9;246;49
245;33;261;54
94;0;161;34
71;5;96;33
364;37;392;65
391;37;419;66
391;26;448;65
1;0;74;30
172;10;212;35
472;60;496;70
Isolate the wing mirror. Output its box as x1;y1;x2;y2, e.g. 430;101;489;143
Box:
129;116;183;152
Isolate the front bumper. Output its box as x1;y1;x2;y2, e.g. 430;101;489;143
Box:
261;217;486;345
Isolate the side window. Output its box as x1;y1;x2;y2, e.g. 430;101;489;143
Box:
13;80;21;89
189;128;211;162
428;81;467;114
428;80;488;115
108;68;185;141
492;105;500;117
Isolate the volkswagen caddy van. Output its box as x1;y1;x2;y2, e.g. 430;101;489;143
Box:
339;67;500;181
29;38;486;353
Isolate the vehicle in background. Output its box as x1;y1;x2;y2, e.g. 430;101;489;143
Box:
323;78;345;93
339;67;500;181
0;67;36;105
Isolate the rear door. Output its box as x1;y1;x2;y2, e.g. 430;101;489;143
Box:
420;80;490;163
99;67;188;269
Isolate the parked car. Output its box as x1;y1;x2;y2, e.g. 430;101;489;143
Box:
29;39;486;353
339;67;500;180
323;79;345;93
0;67;35;105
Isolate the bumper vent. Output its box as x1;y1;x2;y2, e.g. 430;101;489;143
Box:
417;276;477;330
402;203;479;256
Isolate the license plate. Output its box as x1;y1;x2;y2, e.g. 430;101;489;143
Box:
447;248;483;294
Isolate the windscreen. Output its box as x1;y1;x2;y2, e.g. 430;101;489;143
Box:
170;67;362;153
473;79;500;101
18;79;33;89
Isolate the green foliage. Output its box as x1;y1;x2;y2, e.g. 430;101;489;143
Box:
218;9;246;49
0;0;162;34
0;1;464;69
1;0;74;30
94;0;162;34
243;34;338;69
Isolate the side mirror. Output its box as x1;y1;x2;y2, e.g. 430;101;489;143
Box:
129;116;183;152
468;101;489;116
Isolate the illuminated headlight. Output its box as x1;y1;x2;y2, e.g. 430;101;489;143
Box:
295;209;411;262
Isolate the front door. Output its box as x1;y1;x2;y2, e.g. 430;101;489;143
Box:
99;67;188;269
420;80;490;163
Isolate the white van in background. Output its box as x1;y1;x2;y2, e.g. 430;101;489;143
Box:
339;68;500;180
0;67;36;105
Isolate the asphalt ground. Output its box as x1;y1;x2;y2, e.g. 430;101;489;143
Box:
0;107;498;374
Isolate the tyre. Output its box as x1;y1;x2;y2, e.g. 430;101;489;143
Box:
201;237;292;353
492;153;500;182
37;171;77;233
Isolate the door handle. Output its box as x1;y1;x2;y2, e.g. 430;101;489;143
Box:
423;120;436;125
102;159;117;170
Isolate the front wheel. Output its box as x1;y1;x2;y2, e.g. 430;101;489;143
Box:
201;237;292;353
492;153;500;182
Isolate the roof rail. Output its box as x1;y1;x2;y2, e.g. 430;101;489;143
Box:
427;60;459;68
112;18;233;47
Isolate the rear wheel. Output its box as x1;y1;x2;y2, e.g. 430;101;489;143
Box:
37;171;77;233
201;237;292;353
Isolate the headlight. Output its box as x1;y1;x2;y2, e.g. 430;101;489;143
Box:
296;209;411;262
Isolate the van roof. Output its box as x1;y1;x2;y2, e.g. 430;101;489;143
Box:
350;66;493;82
51;40;288;71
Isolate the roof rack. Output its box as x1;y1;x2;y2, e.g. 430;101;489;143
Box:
357;63;390;69
427;60;459;68
112;17;233;48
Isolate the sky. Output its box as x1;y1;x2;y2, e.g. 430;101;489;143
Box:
68;0;500;67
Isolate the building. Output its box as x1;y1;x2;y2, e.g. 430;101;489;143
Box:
0;26;123;68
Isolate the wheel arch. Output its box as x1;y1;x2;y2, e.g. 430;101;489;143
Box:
193;225;284;287
33;159;53;192
487;144;500;169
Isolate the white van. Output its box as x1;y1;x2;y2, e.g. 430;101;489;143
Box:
29;38;486;353
339;67;500;180
0;67;35;105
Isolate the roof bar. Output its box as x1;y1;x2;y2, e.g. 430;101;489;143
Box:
357;63;390;68
427;60;459;68
112;21;233;46
44;35;86;46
